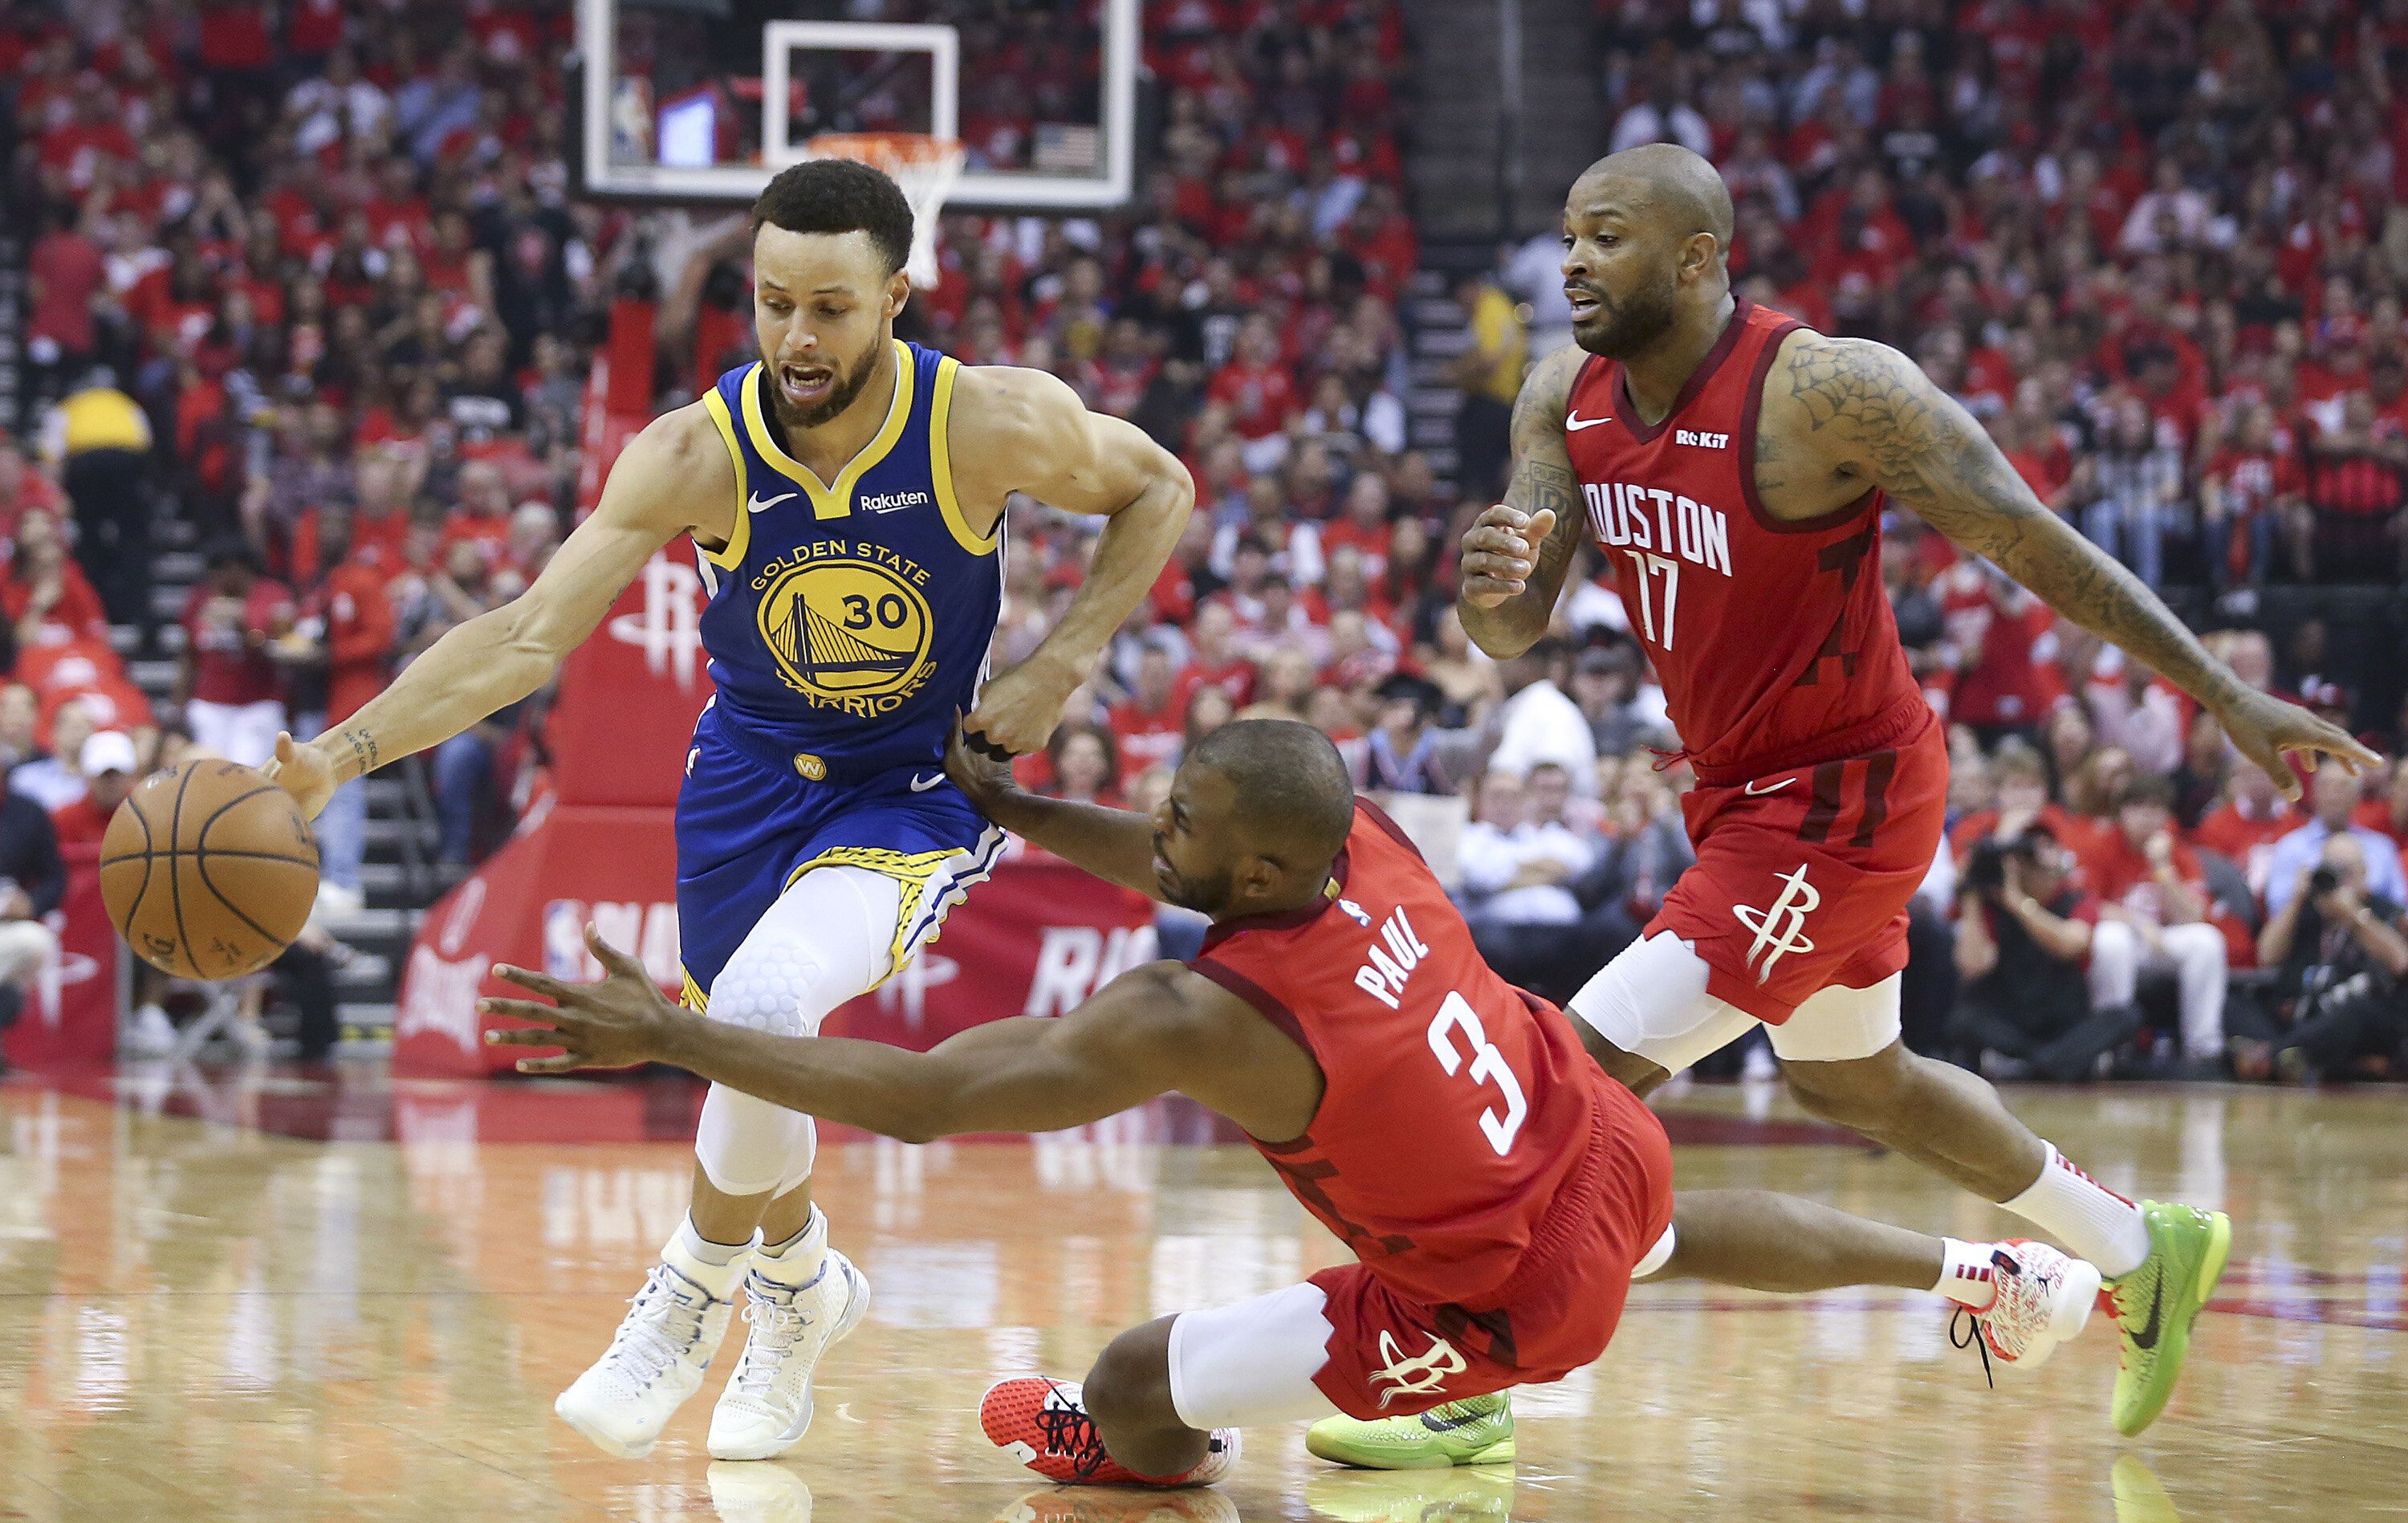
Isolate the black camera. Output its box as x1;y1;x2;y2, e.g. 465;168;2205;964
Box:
1965;835;2036;894
2307;866;2341;898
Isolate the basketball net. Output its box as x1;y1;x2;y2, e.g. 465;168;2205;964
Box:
804;132;963;288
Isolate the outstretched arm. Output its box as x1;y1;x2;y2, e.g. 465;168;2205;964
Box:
953;367;1194;755
1456;345;1588;658
266;408;725;816
483;929;1239;1143
944;715;1161;898
1777;332;2379;796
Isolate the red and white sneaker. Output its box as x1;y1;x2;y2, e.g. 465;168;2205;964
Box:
1971;1239;2102;1368
980;1377;1240;1488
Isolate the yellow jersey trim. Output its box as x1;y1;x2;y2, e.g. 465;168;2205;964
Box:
737;341;916;519
696;389;750;570
680;967;709;1012
929;356;999;556
784;843;968;985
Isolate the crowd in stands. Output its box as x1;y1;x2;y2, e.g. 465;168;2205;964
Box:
0;0;2404;1085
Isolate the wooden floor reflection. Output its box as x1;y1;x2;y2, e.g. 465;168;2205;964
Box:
1;1069;2403;1521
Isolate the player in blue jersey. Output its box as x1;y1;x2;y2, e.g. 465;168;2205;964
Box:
267;161;1194;1460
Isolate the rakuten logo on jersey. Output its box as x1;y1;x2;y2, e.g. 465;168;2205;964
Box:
1580;482;1734;576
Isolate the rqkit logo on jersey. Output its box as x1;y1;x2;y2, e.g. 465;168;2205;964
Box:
1369;1330;1468;1408
1674;428;1729;448
1733;862;1820;982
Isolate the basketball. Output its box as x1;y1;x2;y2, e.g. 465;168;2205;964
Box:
99;759;320;979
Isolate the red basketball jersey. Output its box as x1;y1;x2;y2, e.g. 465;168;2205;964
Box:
1564;301;1926;784
1189;801;1612;1308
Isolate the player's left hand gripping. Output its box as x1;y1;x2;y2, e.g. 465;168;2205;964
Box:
946;711;1018;803
2215;688;2382;800
482;926;677;1073
962;651;1080;757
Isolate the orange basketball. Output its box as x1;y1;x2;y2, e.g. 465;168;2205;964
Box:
100;760;321;979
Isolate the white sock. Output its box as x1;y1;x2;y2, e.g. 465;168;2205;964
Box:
755;1204;828;1289
1933;1238;1999;1309
2000;1145;2150;1278
665;1216;754;1297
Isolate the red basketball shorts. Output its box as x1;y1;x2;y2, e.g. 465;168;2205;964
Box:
1298;1076;1673;1420
1648;708;1949;1024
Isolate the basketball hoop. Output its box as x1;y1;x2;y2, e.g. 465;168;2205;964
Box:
804;132;964;288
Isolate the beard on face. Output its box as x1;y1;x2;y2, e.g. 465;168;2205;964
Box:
1574;268;1682;360
767;339;881;432
1155;839;1235;917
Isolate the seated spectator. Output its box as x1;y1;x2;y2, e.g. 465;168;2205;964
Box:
2;508;108;649
0;684;39;772
2264;768;2408;916
2300;389;2408;583
47;730;139;845
1487;640;1597;793
2250;835;2408;1083
2080;774;2232;1068
1178;684;1235;764
1171;601;1255;711
1949;739;2097;862
10;698;96;812
1457;765;1595;998
2080;398;2184;590
2351;761;2408;853
179;540;295;768
2194;761;2300;904
1107;640;1186;778
295;513;396;907
1570;642;1663;759
1357;674;1465;795
1043;723;1121;808
0;759;64;1068
1948;826;2136;1081
438;459;515;568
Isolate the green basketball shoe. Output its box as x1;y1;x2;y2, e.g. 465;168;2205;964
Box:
1304;1394;1515;1470
2106;1200;2231;1436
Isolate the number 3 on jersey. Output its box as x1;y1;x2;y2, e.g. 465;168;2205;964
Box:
1427;992;1527;1156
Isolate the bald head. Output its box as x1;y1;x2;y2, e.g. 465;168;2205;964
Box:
1562;145;1736;360
1188;720;1356;870
1575;144;1735;252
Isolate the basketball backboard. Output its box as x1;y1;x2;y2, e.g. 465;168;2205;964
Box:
574;0;1137;210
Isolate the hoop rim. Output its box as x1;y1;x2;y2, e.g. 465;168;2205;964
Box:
803;131;966;172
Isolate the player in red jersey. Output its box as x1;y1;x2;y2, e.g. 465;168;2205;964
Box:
481;719;2098;1485
1443;144;2381;1441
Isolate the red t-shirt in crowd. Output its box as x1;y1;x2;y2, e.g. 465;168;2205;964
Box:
1171;658;1256;712
1108;694;1186;776
1206;360;1299;440
1;562;110;645
183;580;295;706
28;229;104;352
310;559;396;725
50;795;113;848
2080;826;2254;967
2192;798;2299;897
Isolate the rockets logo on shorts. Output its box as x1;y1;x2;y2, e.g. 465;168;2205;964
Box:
1369;1330;1468;1407
1733;862;1820;982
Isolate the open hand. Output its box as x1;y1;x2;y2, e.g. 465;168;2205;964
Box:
1460;503;1556;609
480;925;681;1073
2215;688;2382;801
263;732;339;820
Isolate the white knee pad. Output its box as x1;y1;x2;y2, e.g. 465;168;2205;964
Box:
1565;931;1759;1077
692;866;902;1198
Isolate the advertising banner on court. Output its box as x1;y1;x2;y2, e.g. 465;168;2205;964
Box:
394;810;1157;1078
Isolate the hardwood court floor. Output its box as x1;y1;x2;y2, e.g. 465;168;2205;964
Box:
0;1068;2402;1521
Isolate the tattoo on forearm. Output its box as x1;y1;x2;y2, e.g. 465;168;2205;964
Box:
344;728;380;779
1786;336;2243;709
1461;349;1587;652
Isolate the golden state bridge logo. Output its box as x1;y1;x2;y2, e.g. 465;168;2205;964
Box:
751;543;936;716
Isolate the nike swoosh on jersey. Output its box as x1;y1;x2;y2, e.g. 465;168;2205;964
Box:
1743;776;1796;795
1565;411;1614;431
909;772;946;792
746;491;799;515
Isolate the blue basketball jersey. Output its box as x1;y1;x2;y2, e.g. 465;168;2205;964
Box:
689;340;1001;782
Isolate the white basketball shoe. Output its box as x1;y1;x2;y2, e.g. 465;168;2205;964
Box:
555;1228;752;1457
1971;1239;2102;1369
708;1211;871;1460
